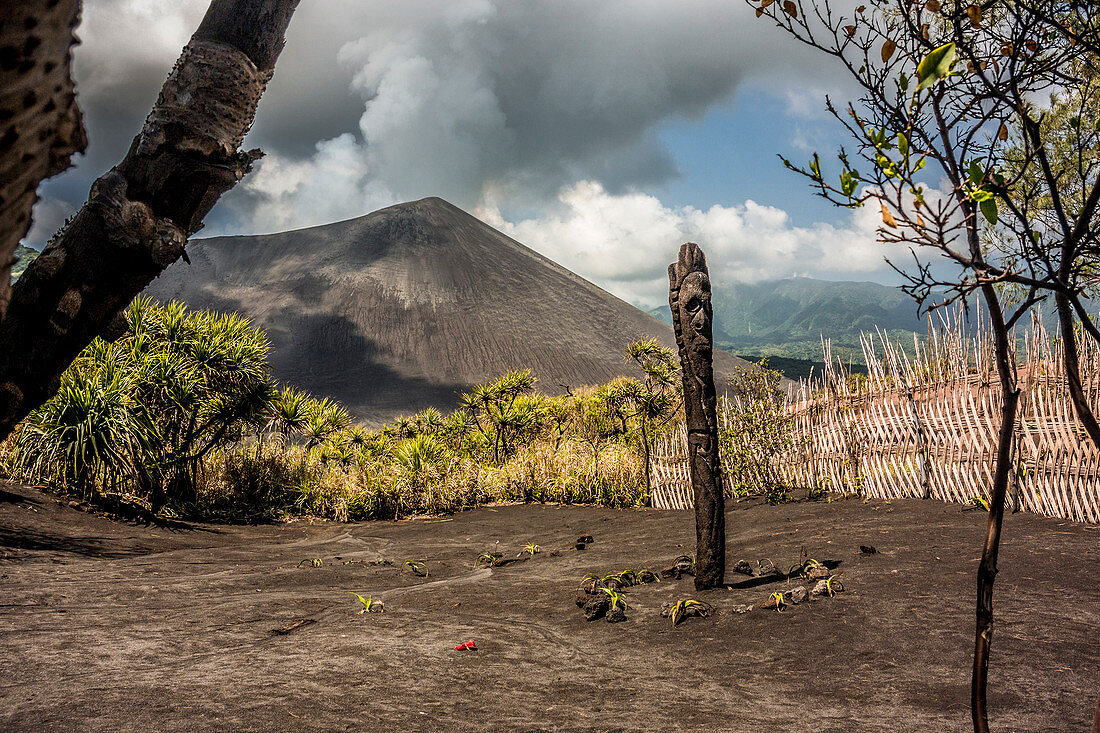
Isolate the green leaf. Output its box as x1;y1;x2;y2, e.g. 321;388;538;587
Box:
970;188;993;202
968;160;983;185
897;132;908;157
980;197;998;225
916;42;956;91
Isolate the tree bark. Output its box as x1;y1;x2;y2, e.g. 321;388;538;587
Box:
0;0;299;442
972;284;1021;733
669;242;725;591
0;0;87;319
1056;292;1100;450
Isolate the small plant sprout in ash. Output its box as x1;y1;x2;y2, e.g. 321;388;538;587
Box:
521;542;541;555
474;552;502;568
822;574;845;597
352;593;384;614
297;557;323;568
970;495;991;511
404;560;428;577
797;558;828;581
598;586;627;611
668;599;709;627
768;591;787;613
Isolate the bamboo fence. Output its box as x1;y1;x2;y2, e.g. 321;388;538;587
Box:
650;313;1100;523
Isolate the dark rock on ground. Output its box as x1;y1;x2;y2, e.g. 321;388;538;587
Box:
605;605;627;623
755;559;780;577
788;586;809;605
637;570;659;584
732;559;754;575
860;545;878;555
583;594;610;621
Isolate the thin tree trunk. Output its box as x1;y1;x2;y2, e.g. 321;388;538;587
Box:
972;284;1021;733
1092;688;1100;733
0;0;87;319
0;0;299;442
1056;292;1100;449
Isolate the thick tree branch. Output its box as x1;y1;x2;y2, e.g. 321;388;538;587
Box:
0;0;299;442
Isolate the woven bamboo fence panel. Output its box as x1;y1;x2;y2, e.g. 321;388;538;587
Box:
650;315;1100;523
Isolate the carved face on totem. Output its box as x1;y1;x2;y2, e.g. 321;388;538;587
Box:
675;270;712;355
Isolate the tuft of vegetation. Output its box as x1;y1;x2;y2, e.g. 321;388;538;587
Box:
352;593;384;614
668;598;709;626
1;300;684;521
719;358;804;504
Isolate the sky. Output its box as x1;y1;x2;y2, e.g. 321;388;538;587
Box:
27;0;899;309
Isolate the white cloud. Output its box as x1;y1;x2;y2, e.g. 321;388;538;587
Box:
478;181;887;308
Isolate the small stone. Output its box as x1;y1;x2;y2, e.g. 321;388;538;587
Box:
637;570;659;584
732;559;754;576
576;535;594;545
548;550;562;557
575;589;592;608
605;605;627;623
860;545;878;555
788;586;808;605
810;580;828;597
583;594;610;621
755;559;780;577
659;601;675;618
730;604;753;614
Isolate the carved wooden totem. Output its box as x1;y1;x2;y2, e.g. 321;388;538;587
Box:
669;242;725;590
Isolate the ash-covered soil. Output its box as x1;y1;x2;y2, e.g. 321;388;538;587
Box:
0;480;1097;732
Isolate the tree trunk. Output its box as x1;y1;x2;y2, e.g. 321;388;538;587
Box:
0;0;299;442
972;284;1021;733
1056;292;1100;449
0;0;87;319
669;242;725;591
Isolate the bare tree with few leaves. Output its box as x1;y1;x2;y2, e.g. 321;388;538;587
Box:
746;0;1100;730
0;0;300;444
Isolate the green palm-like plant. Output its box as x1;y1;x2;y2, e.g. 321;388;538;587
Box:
10;297;276;510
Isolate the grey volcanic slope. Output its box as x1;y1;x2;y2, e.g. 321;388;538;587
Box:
144;197;750;423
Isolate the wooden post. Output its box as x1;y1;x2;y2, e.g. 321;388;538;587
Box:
668;242;724;590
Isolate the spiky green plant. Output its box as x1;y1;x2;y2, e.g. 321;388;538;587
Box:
475;552;502;568
669;598;708;626
298;558;323;568
768;591;787;612
598;586;627;610
522;542;541;555
404;560;428;577
822;574;845;597
352;593;384;613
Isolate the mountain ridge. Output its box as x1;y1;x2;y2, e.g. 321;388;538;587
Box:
144;197;752;424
